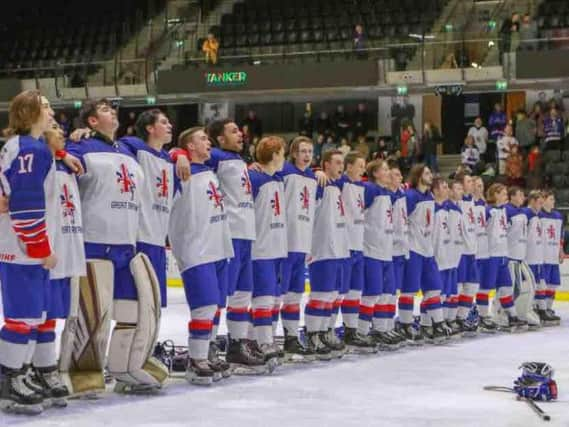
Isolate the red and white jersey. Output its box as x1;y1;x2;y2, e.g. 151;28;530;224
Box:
362;183;393;261
505;204;528;261
406;188;435;257
458;195;477;255
66;136;144;246
310;181;349;262
540;209;564;265
168;163;234;273
392;189;409;258
279;161;317;254
524;208;543;265
433;202;453;270
340;175;365;252
249;170;287;260
474;198;489;260
487;205;508;257
121;137;176;247
51;162;86;279
447;201;464;269
206;148;255;241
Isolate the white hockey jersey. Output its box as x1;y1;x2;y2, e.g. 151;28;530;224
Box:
433;202;453;270
168;163;234;273
0;135;57;265
458;195;477;255
540;209;564;265
486;205;509;257
121;137;177;247
447;200;464;269
51;162;86;279
392;188;409;258
362;182;393;261
66;135;144;246
340;175;365;252
524;208;543;266
206;148;255;241
474;198;489;260
406;188;435;257
249;170;287;260
505;203;528;261
310;181;349;262
279;161;317;254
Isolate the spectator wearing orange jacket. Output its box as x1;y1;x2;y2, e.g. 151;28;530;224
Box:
202;33;219;65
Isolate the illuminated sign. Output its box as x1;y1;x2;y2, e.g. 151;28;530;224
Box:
205;71;248;87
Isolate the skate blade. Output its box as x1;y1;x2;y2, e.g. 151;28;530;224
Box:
185;374;213;386
68;391;101;400
527;324;541;331
543;320;561;327
0;399;43;415
315;353;333;361
230;363;270;376
114;382;162;395
346;345;378;355
330;350;345;359
284;353;316;363
212;372;223;382
46;397;68;408
266;358;279;373
479;328;497;334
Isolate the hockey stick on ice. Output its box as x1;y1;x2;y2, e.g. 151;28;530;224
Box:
483;386;551;421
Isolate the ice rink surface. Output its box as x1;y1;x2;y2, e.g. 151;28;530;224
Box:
2;287;569;427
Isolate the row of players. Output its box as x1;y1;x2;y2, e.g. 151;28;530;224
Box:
0;91;563;414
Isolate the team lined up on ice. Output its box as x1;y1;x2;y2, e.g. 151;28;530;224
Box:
0;91;563;415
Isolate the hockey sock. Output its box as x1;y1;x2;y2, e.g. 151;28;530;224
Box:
476;290;491;317
226;291;252;340
272;296;282;336
534;280;548;310
372;294;391;332
546;286;557;310
188;305;216;360
442;294;448;319
357;295;377;335
281;292;302;337
497;286;515;316
305;292;330;333
447;295;459;321
341;290;361;329
32;320;57;368
423;291;444;324
329;294;343;330
0;319;34;369
252;296;274;345
212;308;221;340
398;293;415;324
457;282;479;319
420;302;430;326
386;295;397;331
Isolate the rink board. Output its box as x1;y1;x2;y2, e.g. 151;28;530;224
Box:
165;249;569;300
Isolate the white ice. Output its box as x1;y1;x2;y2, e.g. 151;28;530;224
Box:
2;288;569;427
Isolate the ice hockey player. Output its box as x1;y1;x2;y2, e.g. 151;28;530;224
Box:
169;127;234;384
477;183;526;332
305;149;349;359
278;136;318;362
539;190;564;325
399;164;447;344
248;136;287;368
338;152;376;353
358;159;399;351
0;90;58;415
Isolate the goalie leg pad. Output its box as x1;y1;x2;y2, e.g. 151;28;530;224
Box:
107;253;168;387
59;261;114;394
515;262;540;327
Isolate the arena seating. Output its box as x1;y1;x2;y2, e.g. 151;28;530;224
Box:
204;0;448;61
0;0;166;78
535;0;569;50
543;148;569;205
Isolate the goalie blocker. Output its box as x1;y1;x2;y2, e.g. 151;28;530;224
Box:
59;255;168;395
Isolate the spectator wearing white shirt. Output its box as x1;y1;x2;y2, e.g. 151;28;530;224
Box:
496;124;519;175
467;116;488;160
461;135;481;171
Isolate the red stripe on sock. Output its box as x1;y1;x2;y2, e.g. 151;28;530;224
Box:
399;296;414;305
227;307;249;314
4;319;31;334
373;304;391;313
282;304;300;314
37;319;56;333
342;299;360;308
252;308;273;319
458;295;473;304
499;295;513;305
188;319;213;331
359;305;374;316
423;296;442;306
333;299;342;309
476;293;490;301
386;304;396;313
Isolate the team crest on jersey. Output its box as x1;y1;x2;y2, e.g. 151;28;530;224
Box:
386;207;393;223
300;186;310;212
356;194;364;213
425;208;431;226
60;184;76;224
241;170;252;195
547;224;556;240
467;207;475;224
536;223;542;237
116;163;136;200
477;212;486;227
442;218;449;233
271;191;281;216
499;215;507;231
156;169;169;198
207;181;224;211
337;195;345;216
401;207;408;224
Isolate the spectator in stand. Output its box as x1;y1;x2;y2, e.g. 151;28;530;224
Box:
500;12;520;57
448;164;472;180
353;24;367;59
372;138;389;160
515;109;536;155
354;135;370;160
243;109;263;139
519;14;537;51
543;107;565;151
461;135;481;172
526;144;543;189
467;116;488;161
321;134;337;155
315;111;332;136
488;102;507;164
505;144;524;186
497;124;519;175
57;112;71;137
400;123;415;168
299;111;314;138
333;105;351;138
352;103;369;138
421;121;438;173
338;137;351;157
440;52;458;69
242;124;254;164
313;133;325;164
530;102;545;144
202;33;219;65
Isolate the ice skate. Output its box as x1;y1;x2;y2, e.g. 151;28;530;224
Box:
456;318;478;337
226;339;269;375
498;315;528;333
397;323;424;346
0;368;44;415
27;366;69;407
479;316;498;333
283;332;316;363
369;329;400;351
343;327;378;354
185;359;214;386
114;381;162;394
540;309;561;327
432;322;452;344
305;332;332;361
420;325;435;344
386;329;407;347
208;341;231;381
446;320;464;339
259;343;281;372
319;329;345;358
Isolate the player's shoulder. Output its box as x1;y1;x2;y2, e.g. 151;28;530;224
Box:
190;163;212;176
211;147;240;162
